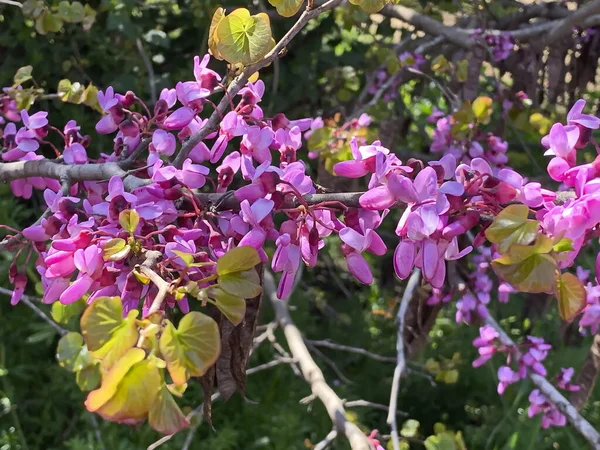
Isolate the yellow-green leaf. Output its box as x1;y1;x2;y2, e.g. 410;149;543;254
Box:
209;7;226;59
431;55;451;73
400;419;420;438
119;209;140;234
492;248;557;294
556;272;586;322
51;298;86;323
13;66;33;87
215;9;274;66
210;287;246;325
159;312;221;385
103;238;131;262
267;0;303;17
35;11;63;35
553;237;574;253
456;60;468;83
80;296;139;371
217;246;261;276
218;270;262;299
86;350;161;424
485;205;539;254
148;385;190;435
76;363;101;391
472;96;493;125
172;250;194;267
56;332;94;372
348;0;390;13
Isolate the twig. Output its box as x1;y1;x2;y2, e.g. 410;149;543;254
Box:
136;38;157;104
345;399;407;416
305;339;396;363
137;265;170;317
485;315;600;448
264;270;372;450
0;287;67;336
387;269;421;450
246;357;296;374
314;428;338;450
0;0;22;7
306;341;353;385
172;0;345;167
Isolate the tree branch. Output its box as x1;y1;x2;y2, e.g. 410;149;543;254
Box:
534;0;600;49
387;269;420;450
263;270;373;450
485;315;600;448
172;0;345;168
0;287;67;336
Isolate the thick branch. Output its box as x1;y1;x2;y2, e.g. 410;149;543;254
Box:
172;0;345;167
196;191;364;210
486;315;600;448
535;0;600;49
263;271;372;450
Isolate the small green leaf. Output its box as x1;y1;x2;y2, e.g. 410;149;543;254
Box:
442;369;459;384
210;287;246;325
13;66;33;87
485;205;539;253
400;419;420;438
217;246;261;276
556;272;586;322
172;250;194;267
35;12;64;35
431;55;451;73
119;209;140;234
56;332;94;372
553;237;574;253
76;363;101;391
51;298;86;323
472;96;493;125
219;269;262;299
159;312;221;385
148;385;190;435
267;0;303;17
348;0;391;13
215;8;274;65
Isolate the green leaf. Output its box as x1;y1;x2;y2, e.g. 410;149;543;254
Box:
485;205;539;253
208;7;226;60
57;79;85;103
491;241;557;294
148;385;190;435
217;246;261;276
210;287;246;325
307;127;333;153
556;272;586;322
400;419;420;438
56;332;94;372
424;432;458;450
267;0;303;17
159;312;221;385
13;66;33;87
119;209;140;234
553;237;574;253
76;363;101;391
348;0;390;13
80;296;139;371
215;8;274;65
58;1;85;23
472;96;493;125
35;12;64;35
103;238;131;262
51;298;86;323
431;55;451;73
172;250;194;267
219;269;262;298
442;369;459;384
86;349;161;424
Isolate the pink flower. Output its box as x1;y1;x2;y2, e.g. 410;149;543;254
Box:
60;245;103;304
193;54;222;91
497;366;520;394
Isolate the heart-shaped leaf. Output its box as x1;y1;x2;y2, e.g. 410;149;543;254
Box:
76;363;101;391
103;238;131;262
267;0;304;17
217;246;261;276
52;298;86;324
56;332;94;372
219;269;262;299
80;296;139;370
348;0;390;13
215;8;274;65
472;96;493;125
485;205;539;254
119;209;140;234
210;287;246;325
13;66;33;87
159;312;221;385
148;385;190;435
556;272;586;322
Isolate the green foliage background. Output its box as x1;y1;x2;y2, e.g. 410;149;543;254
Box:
1;1;600;449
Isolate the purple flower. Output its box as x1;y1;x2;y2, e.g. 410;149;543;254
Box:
497;366;520;394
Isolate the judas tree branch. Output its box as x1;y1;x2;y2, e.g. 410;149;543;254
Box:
534;0;600;49
485;315;600;448
263;271;373;450
172;0;345;167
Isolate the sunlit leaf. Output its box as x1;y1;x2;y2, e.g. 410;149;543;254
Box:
210;287;246;325
267;0;303;17
556;272;586;321
51;298;86;323
217;246;261;276
553;237;574;253
218;269;262;299
76;363;101;391
400;419;420;438
56;332;94;372
431;55;451;73
119;209;140;234
485;205;539;253
172;250;194;267
215;9;274;65
80;296;139;370
35;12;63;35
208;7;226;59
348;0;391;13
13;66;33;87
159;312;221;385
472;96;493;125
103;238;131;262
86;349;161;424
148;385;190;435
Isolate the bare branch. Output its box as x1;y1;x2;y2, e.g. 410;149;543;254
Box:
535;0;600;49
485;315;600;448
0;0;22;7
387;269;421;450
314;428;338;450
0;287;67;336
264;270;373;450
137;265;171;317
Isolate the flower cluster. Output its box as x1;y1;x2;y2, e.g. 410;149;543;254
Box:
470;29;514;61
